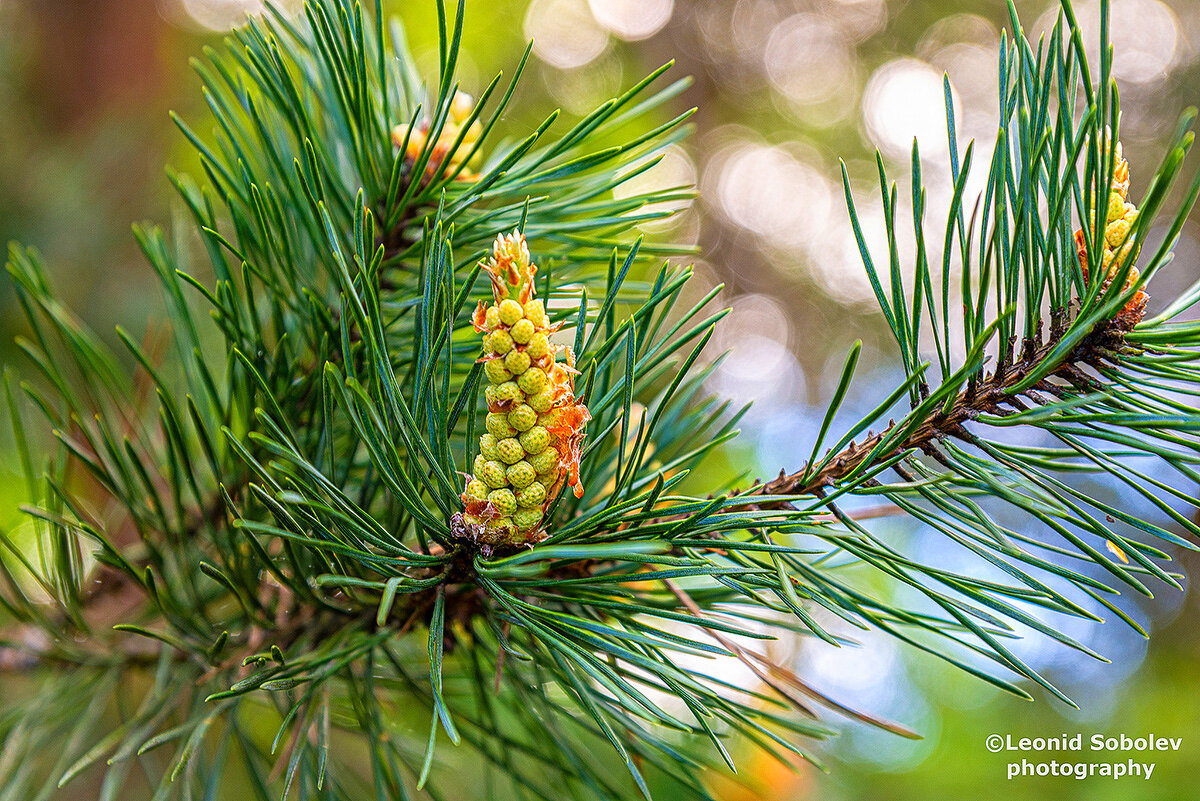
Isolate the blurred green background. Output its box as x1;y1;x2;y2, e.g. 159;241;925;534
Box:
1;0;1199;799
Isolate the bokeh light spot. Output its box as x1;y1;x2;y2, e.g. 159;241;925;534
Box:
172;0;297;31
708;142;834;252
524;0;609;69
765;15;856;107
612;144;696;230
863;58;958;162
707;294;803;411
587;0;673;41
1035;0;1181;86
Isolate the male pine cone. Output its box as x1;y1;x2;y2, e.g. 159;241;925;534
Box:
1074;140;1148;325
390;90;483;183
457;232;589;547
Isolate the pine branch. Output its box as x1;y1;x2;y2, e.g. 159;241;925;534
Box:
753;303;1144;501
2;0;1200;799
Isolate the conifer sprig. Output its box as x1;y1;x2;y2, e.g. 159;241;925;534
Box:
0;0;1198;799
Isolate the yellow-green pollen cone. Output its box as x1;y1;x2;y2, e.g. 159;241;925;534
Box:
1074;139;1147;326
390;90;483;183
457;231;590;547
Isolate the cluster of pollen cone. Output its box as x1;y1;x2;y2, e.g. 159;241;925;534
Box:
390;91;483;183
1074;140;1147;325
458;232;589;547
